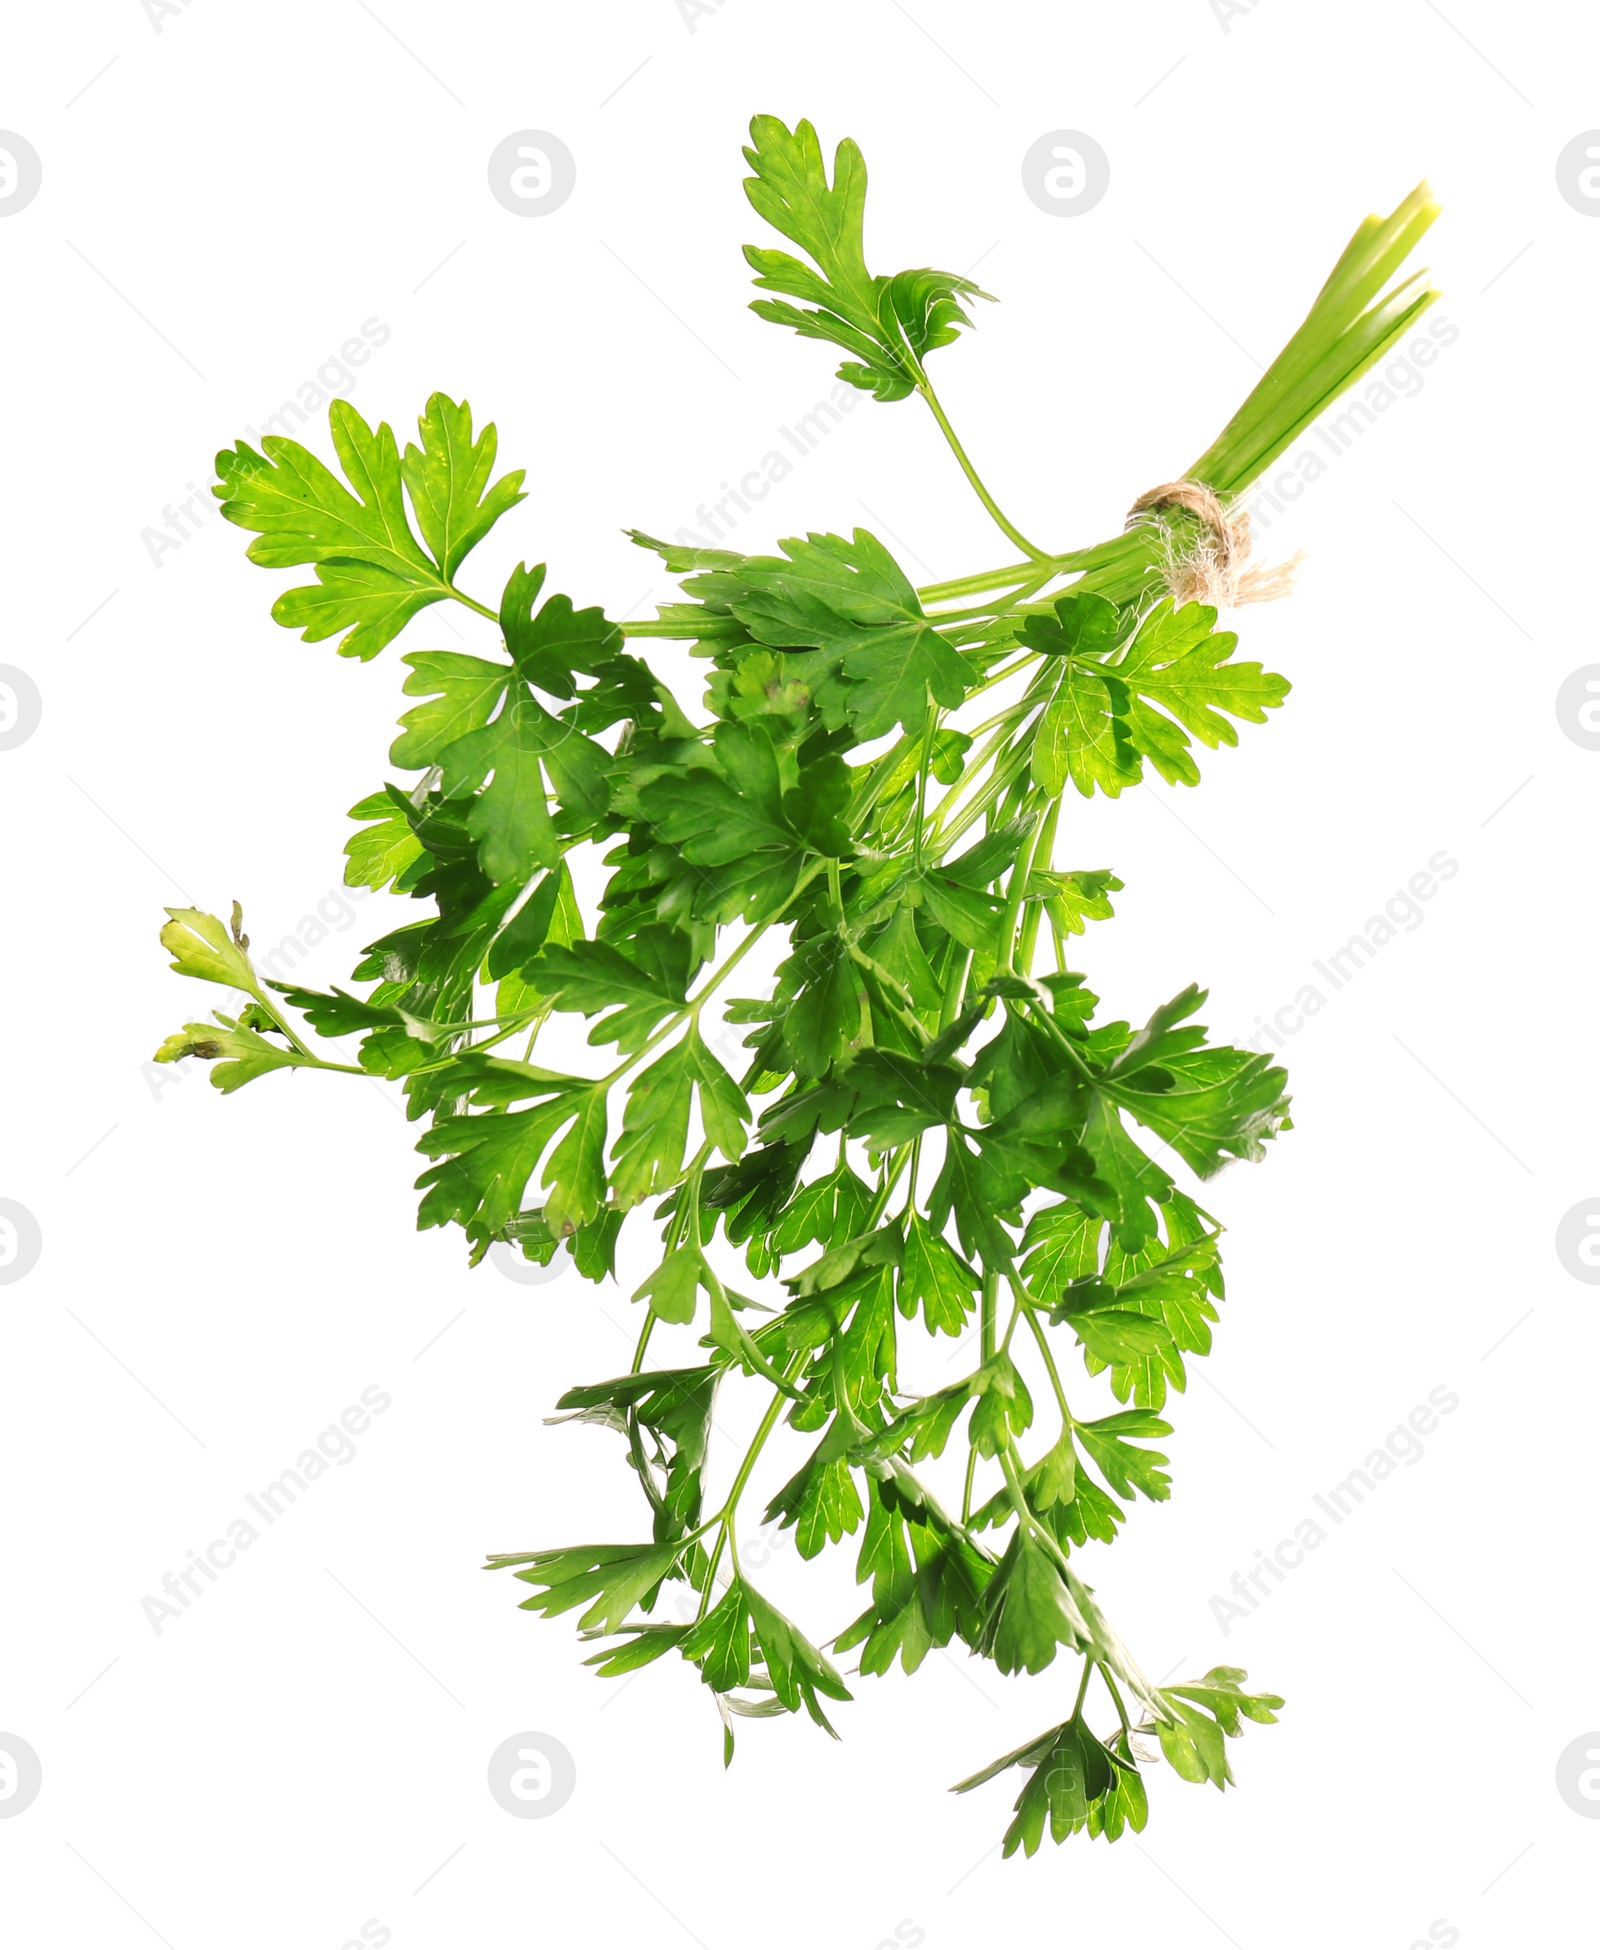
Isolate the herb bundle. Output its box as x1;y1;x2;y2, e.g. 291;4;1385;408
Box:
154;117;1438;1855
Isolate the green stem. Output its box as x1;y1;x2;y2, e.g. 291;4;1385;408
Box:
912;706;939;871
925;716;1029;834
661;1142;711;1258
961;1446;979;1525
1102;1666;1133;1737
864;1146;913;1229
996;1438;1075;1581
826;857;845;924
623;1314;670;1527
919;559;1064;603
1020;1297;1072;1429
930;737;1041;851
687;875;818;1014
630;1307;657;1379
1021;992;1098;1083
939;948;975;1036
697;1350;808;1613
1014;796;1062;975
917;379;1051;563
718;1372;796;1522
992;794;1050;974
243;984;327;1064
903;1135;923;1219
846;941;929;1047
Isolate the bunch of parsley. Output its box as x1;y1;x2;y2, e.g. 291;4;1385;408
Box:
155;117;1438;1855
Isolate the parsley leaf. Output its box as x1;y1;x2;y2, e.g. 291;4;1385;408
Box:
742;115;989;402
400;393;527;579
1024;592;1290;798
154;1015;312;1094
214;394;522;660
732;529;970;738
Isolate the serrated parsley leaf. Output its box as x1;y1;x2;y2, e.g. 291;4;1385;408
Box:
159;906;261;996
214;396;519;662
1103;987;1291;1177
392;652;512;769
763;1416;863;1558
434;687;610;884
640;722;850;923
977;1531;1093;1676
501;563;622;693
743;1583;852;1730
955;1718;1147;1857
494;1540;685;1635
1074;1412;1173;1503
633;1246;703;1325
524;929;690;1053
1024;592;1289;799
414;1084;585;1247
897;1213;979;1336
399;393;527;580
343;790;426;891
733;530;968;739
1030;640;1141;800
1027;868;1123;936
1113;599;1290;787
611;1028;749;1210
1152;1667;1284;1789
742;115;989;402
154;1015;312;1094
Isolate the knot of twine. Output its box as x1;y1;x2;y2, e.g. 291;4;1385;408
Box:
1125;480;1302;611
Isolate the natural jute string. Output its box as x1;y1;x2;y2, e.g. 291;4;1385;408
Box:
1126;480;1303;610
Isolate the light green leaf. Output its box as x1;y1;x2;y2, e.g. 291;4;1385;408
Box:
154;1015;312;1094
633;1246;703;1325
611;1040;695;1210
160;907;260;995
688;1030;750;1163
542;1086;609;1234
742;115;988;402
215;401;449;660
897;1214;978;1336
343;791;425;891
400;393;527;578
392;652;512;769
1033;658;1139;800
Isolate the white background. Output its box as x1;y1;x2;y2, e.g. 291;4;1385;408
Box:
2;2;1595;1946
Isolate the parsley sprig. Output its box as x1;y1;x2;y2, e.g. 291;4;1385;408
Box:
154;116;1437;1853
